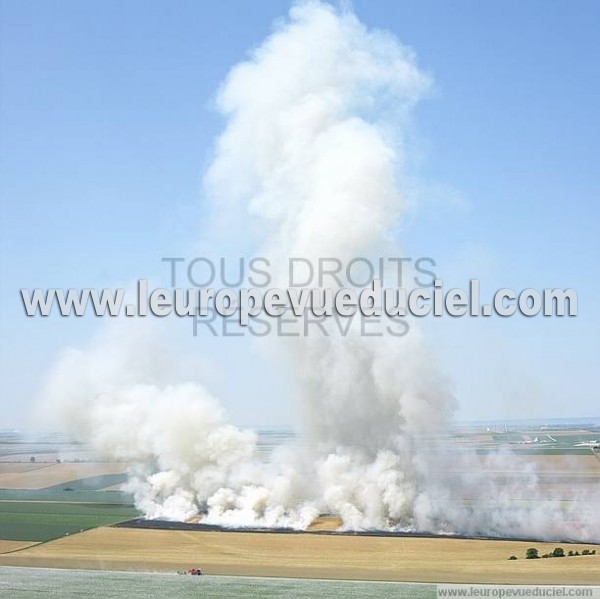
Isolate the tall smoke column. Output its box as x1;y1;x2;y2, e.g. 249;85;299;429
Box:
37;1;599;539
38;0;455;532
204;0;599;537
204;0;455;530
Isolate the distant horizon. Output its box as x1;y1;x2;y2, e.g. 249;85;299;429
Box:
3;414;599;437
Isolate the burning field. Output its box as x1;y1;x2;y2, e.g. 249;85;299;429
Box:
3;2;598;590
27;0;600;547
1;425;598;585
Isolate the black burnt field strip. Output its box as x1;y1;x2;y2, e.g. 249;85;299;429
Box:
113;518;595;544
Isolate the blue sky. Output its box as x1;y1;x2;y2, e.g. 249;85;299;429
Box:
1;0;599;427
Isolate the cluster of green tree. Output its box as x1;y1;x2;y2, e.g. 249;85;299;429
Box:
510;547;597;560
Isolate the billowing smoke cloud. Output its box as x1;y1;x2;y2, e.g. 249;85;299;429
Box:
38;1;599;541
201;0;456;530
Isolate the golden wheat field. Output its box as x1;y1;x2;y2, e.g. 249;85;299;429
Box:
1;526;598;584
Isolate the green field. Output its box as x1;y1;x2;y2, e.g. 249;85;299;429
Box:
0;568;435;599
0;501;138;542
0;488;132;503
43;473;128;492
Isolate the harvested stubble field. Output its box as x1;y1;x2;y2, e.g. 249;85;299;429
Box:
0;451;97;463
0;540;38;553
1;526;598;584
0;463;47;474
0;462;128;490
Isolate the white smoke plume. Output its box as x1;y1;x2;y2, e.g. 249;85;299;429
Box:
38;1;599;541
